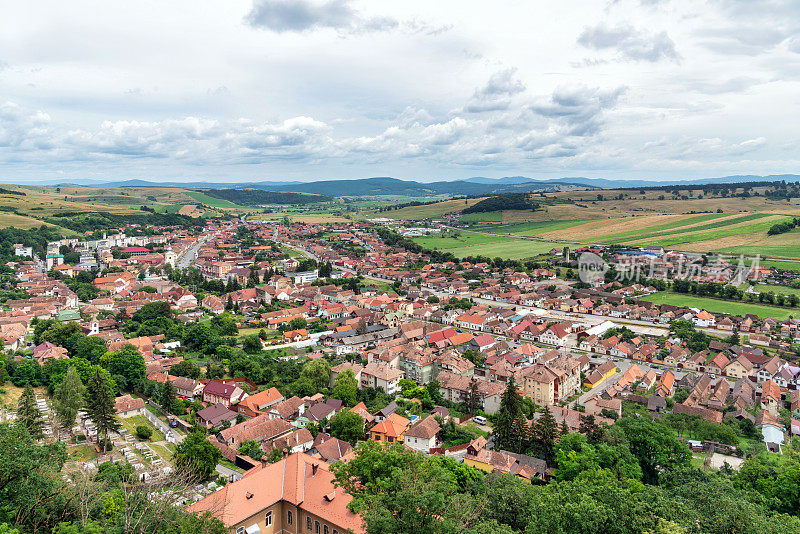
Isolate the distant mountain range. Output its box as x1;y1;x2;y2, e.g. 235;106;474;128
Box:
13;174;800;198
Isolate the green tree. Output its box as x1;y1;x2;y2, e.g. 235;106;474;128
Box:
332;441;497;534
616;417;690;484
330;410;365;444
532;406;558;465
173;431;222;480
465;377;481;414
17;384;44;439
160;380;178;414
52;366;86;435
494;376;524;452
300;358;332;392
100;344;146;387
135;425;153;440
84;369;121;453
242;334;263;354
238;440;264;460
0;424;69;530
331;368;358;406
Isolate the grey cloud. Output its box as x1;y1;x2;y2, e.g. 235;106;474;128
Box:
464;68;526;113
578;23;680;62
245;0;397;34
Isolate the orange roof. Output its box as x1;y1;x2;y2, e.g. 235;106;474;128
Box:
370;413;410;438
449;332;473;346
762;380;781;403
188;452;363;532
237;387;284;413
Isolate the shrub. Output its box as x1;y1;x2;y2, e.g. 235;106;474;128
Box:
135;425;153;440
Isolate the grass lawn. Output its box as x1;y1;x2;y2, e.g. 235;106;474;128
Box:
758;259;800;272
751;283;800;296
715;242;800;260
185;191;244;208
470;219;598;236
639;292;795;320
119;414;165;441
412;232;514;250
149;442;175;463
448;239;564;260
68;445;99;461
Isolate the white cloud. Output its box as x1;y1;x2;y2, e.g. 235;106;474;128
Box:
578;23;680;62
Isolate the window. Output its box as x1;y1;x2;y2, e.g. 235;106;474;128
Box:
236;528;244;534
265;512;272;527
287;511;293;525
324;527;329;534
315;521;320;534
334;531;339;534
307;517;312;531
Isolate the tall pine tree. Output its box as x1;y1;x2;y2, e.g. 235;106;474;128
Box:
494;376;524;452
160;380;177;414
465;377;481;415
17;383;44;439
533;406;558;466
85;369;121;453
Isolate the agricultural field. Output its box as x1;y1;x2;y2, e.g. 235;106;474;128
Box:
412;232;515;250
470;219;599;236
750;283;800;296
756;259;800;272
184;191;244;208
412;230;562;260
639;292;795;320
371;197;486;220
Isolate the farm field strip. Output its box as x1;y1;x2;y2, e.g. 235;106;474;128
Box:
634;218;787;247
596;213;733;241
639;292;795;320
599;213;764;242
611;213;778;244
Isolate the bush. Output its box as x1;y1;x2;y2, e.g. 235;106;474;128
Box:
135;425;153;440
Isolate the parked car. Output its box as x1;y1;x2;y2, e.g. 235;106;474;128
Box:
473;415;487;425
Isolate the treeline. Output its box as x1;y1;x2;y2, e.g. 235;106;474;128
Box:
43;211;206;232
377;197;466;212
672;279;800;307
202;189;332;205
767;217;800;235
0;187;25;196
624;179;799;195
463;193;539;213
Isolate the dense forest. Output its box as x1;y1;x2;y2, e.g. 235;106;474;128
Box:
462;193;539;214
201;189;332;205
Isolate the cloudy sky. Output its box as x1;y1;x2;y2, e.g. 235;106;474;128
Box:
2;0;800;183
